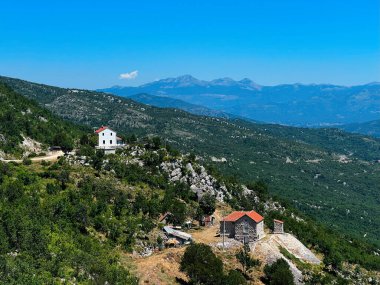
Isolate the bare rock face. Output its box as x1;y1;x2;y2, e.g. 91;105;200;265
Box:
160;160;228;202
20;135;43;157
0;134;6;159
170;168;182;178
185;163;194;173
0;150;5;160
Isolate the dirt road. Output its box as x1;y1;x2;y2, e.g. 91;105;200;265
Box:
1;150;64;163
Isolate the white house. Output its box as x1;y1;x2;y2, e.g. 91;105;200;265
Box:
95;126;124;154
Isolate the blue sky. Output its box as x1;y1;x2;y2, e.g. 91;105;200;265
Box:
1;0;379;88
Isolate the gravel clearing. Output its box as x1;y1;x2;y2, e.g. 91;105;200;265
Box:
254;233;321;285
273;233;321;264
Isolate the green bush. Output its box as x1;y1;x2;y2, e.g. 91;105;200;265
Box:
236;244;261;274
180;243;224;285
263;258;294;285
22;158;32;165
224;270;247;285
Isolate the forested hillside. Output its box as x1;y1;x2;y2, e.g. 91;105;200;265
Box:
0;84;85;158
339;119;380;138
1;76;380;248
2;138;379;283
128;93;238;119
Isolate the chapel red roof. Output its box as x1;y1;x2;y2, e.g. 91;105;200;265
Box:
95;126;109;133
274;219;284;224
222;210;264;223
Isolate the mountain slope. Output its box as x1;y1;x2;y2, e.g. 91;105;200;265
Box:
1;75;380;246
0;83;85;158
99;75;380;126
127;93;238;119
339;119;380;138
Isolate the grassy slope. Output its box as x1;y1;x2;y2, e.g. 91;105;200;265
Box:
1;75;379;246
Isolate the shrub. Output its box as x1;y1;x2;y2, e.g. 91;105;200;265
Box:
236;244;261;274
263;258;294;285
22;157;32;165
199;193;216;216
224;270;247;285
52;132;73;153
180;243;224;285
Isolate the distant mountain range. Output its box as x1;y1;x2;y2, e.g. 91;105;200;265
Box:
99;75;380;128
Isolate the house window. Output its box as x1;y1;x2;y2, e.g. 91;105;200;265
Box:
243;221;249;234
110;132;113;136
102;133;104;136
103;140;105;144
110;140;113;144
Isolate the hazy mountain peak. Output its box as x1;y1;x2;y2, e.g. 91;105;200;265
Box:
108;85;124;89
210;77;236;85
239;78;253;84
168;74;199;83
239;78;261;89
365;81;380;86
177;74;198;81
142;74;205;88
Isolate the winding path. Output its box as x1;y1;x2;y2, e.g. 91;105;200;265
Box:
1;150;64;163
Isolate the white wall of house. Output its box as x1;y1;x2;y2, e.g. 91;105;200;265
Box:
98;128;117;148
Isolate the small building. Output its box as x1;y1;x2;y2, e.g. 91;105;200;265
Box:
163;226;192;245
199;215;215;227
116;136;124;146
49;146;62;152
220;210;265;244
95;126;124;154
273;219;284;234
158;212;173;225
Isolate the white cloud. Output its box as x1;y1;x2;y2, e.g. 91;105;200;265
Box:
119;70;138;80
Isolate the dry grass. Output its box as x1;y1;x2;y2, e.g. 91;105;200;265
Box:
122;248;187;285
121;204;269;285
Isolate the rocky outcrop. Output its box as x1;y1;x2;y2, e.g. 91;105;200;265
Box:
66;145;231;202
20;135;43;157
160;160;229;202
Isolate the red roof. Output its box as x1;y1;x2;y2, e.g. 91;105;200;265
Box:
222;210;263;223
274;219;284;224
95;126;109;133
